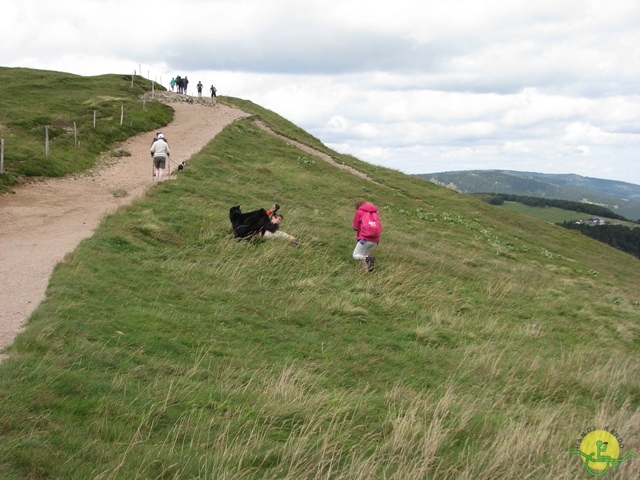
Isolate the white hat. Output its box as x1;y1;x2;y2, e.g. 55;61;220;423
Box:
157;133;164;139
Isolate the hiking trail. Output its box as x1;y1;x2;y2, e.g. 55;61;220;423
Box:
0;94;376;360
0;96;245;358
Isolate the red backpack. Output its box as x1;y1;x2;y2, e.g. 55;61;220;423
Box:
360;210;382;238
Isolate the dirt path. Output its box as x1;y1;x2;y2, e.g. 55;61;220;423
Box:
0;96;247;358
253;120;378;183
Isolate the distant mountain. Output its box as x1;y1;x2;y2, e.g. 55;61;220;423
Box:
415;170;640;222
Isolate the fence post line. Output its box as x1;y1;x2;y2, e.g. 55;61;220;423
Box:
45;126;49;157
1;138;4;174
120;105;124;125
93;110;97;128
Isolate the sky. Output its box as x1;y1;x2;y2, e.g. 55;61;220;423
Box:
3;0;640;185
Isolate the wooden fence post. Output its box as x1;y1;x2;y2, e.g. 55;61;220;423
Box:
74;122;78;148
45;126;50;157
1;138;4;174
93;110;97;128
120;105;124;125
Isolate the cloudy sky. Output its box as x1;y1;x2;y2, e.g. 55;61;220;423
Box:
4;0;640;185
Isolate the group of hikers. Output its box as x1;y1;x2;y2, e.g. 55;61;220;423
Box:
170;75;189;94
169;76;217;104
149;133;382;271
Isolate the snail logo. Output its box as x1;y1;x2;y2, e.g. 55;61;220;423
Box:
570;427;636;476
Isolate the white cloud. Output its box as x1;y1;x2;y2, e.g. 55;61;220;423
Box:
327;116;350;132
563;123;609;144
503;141;533;154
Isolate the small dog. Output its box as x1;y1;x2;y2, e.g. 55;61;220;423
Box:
177;161;186;171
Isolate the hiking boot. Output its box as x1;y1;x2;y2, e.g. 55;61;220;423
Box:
365;256;375;272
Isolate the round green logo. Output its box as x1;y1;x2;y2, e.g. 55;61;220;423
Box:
570;428;636;476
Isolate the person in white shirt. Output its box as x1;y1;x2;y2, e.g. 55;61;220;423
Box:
149;134;171;181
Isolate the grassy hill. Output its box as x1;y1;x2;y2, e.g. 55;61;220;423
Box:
0;67;172;190
1;71;639;479
418;169;640;222
500;201;611;224
496;201;637;227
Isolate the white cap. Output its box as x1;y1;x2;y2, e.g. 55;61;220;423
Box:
157;133;164;139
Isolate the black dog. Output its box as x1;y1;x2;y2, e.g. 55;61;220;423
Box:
229;205;279;239
177;161;185;171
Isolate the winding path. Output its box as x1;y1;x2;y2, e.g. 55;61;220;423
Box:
0;98;247;358
0;96;379;360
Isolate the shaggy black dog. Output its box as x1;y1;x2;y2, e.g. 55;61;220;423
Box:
229;205;279;239
177;161;185;171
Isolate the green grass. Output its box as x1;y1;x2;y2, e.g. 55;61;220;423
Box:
1;70;639;479
0;67;172;189
500;201;639;227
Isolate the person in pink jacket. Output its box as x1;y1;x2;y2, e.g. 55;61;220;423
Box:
352;197;382;272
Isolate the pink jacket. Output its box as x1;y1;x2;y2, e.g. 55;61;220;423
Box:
353;203;381;243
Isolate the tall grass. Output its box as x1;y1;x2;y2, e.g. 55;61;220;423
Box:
0;82;639;478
